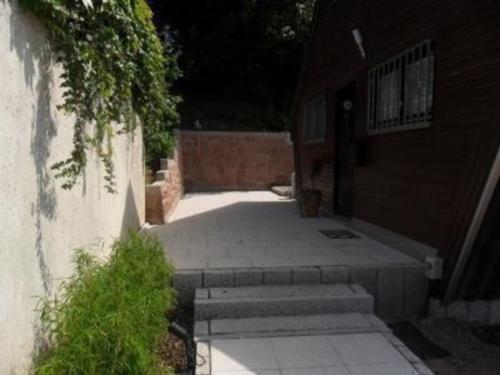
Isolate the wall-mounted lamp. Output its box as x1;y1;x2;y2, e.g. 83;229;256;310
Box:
352;29;366;59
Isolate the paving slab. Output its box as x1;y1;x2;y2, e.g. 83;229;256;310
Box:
270;335;342;368
234;268;263;286
195;341;211;375
263;267;292;284
204;270;234;288
147;192;421;272
204;332;433;375
292;267;320;284
320;266;349;284
210;338;278;373
328;332;406;364
172;270;202;305
377;266;404;318
209;257;253;269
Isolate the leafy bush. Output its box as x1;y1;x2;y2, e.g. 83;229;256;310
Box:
35;232;176;374
20;0;181;192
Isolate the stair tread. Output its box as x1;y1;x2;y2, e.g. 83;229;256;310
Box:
193;284;373;320
212;313;386;334
198;283;367;301
194;313;390;340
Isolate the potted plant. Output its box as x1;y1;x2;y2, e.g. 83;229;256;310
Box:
301;158;323;217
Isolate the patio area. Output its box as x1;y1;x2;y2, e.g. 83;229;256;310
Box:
146;191;427;318
149;191;419;269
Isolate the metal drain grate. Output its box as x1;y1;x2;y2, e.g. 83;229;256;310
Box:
319;230;361;239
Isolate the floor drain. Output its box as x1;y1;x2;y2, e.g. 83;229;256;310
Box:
319;230;361;239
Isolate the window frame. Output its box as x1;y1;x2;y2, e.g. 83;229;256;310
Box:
302;95;327;144
367;40;435;135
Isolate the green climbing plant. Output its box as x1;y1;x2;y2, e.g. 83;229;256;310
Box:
20;0;181;192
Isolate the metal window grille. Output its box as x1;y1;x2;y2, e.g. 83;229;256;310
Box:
368;40;434;134
303;96;327;142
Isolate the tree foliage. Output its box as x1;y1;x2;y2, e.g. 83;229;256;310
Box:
21;0;181;192
150;0;315;130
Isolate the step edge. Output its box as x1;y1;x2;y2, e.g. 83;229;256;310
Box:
194;313;386;337
194;292;372;304
194;294;375;321
196;283;365;295
194;325;391;342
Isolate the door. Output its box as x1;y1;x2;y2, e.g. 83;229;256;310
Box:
334;83;356;217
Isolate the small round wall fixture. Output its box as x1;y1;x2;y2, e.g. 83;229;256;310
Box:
343;100;353;111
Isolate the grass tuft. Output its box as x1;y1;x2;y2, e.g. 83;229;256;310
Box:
35;232;176;375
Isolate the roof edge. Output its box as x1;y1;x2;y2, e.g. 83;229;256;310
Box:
290;0;340;121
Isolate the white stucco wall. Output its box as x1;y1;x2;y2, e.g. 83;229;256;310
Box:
0;1;146;373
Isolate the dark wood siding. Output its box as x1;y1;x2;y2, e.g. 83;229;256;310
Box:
295;0;500;281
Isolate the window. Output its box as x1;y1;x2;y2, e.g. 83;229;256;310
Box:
303;96;326;142
368;40;434;134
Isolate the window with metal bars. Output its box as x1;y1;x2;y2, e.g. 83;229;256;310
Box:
367;40;434;134
303;96;327;142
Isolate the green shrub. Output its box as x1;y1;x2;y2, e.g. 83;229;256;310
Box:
20;0;182;192
35;232;177;375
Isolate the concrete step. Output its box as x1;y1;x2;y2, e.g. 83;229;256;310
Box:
194;283;373;321
194;312;390;341
270;185;292;197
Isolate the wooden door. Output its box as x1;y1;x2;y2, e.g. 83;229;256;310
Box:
334;83;356;217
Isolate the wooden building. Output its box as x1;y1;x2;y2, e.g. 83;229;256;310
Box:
292;0;500;300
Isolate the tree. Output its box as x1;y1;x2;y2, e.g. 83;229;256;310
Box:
149;0;315;131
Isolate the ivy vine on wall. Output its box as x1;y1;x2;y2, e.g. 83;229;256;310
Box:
20;0;181;192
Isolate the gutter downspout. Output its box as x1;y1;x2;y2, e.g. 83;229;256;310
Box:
444;140;500;303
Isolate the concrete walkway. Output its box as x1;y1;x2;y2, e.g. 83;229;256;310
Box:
146;191;426;318
198;331;432;374
146;192;433;374
148;191;419;270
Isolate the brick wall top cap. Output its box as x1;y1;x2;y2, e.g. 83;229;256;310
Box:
179;130;290;139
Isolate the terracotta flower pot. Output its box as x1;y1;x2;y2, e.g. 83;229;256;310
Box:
302;189;322;217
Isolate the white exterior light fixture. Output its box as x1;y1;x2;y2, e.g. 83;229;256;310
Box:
352;29;366;59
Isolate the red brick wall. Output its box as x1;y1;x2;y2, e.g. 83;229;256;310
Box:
145;152;184;224
179;131;294;191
